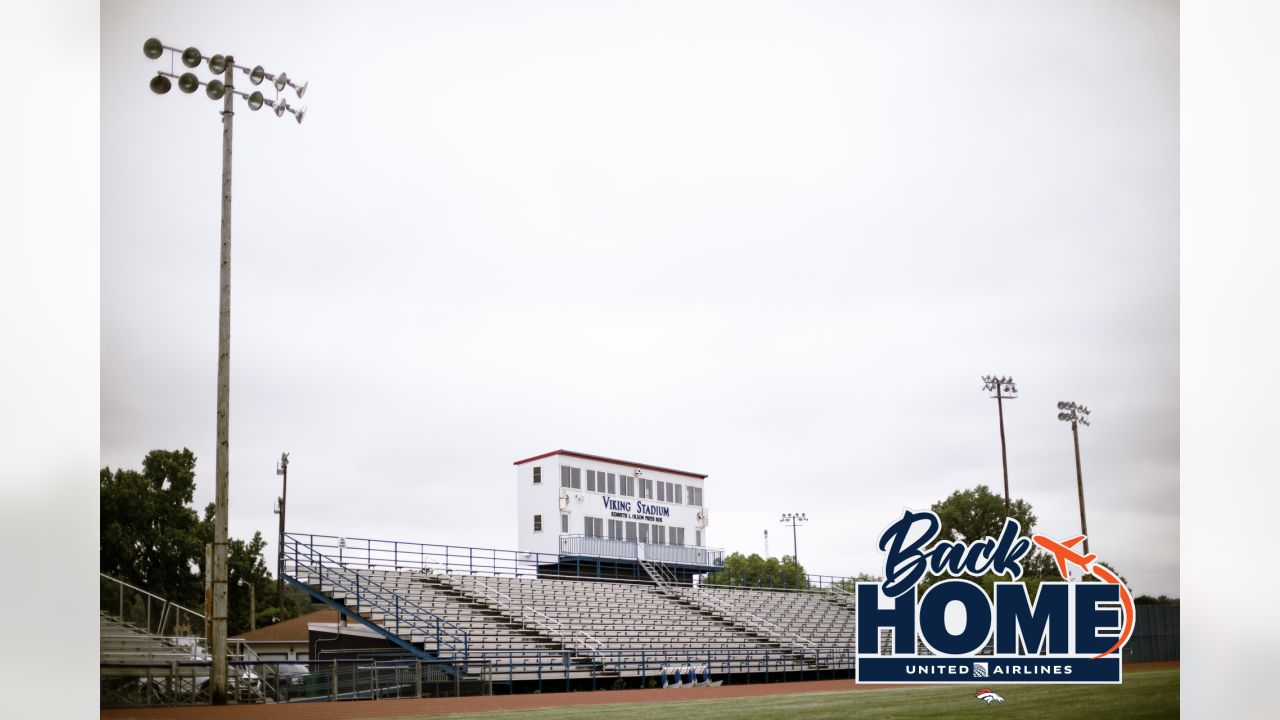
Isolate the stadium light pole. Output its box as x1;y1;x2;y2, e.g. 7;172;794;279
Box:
238;578;256;631
1057;401;1092;556
143;37;307;706
981;375;1018;517
779;513;807;567
275;452;289;617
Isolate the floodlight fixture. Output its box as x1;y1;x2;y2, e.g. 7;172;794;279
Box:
274;99;288;117
779;512;809;569
294;80;308;98
209;54;228;74
274;71;288;92
249;65;266;85
178;72;200;94
149;74;172;94
247;91;264;111
143;37;164;60
293;106;306;125
206;79;226;101
182;46;203;68
1057;401;1091;427
980;373;1018;515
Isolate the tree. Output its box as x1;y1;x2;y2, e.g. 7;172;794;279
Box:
928;484;1061;595
831;572;883;593
100;449;205;610
705;552;809;589
102;449;303;636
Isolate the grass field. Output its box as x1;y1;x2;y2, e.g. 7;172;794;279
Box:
407;669;1178;720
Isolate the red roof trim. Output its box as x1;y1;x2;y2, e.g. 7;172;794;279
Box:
513;450;708;480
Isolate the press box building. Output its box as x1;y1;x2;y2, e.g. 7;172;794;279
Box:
514;450;722;583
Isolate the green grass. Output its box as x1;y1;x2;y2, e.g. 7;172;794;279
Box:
397;669;1178;720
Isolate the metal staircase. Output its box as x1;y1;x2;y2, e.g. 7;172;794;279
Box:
638;558;823;669
282;533;470;667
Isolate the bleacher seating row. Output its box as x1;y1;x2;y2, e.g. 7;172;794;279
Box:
293;564;860;680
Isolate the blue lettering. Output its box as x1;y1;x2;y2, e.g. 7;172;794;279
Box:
918;580;991;655
994;583;1069;654
1075;583;1121;655
879;512;1033;598
879;511;939;598
856;583;917;654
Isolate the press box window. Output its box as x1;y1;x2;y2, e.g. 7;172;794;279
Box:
532;467;541;484
533;514;542;532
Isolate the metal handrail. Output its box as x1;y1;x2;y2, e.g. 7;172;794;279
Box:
679;586;819;659
100;573;207;640
285;536;470;660
296;559;468;656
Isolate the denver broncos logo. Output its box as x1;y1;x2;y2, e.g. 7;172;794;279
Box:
975;688;1005;703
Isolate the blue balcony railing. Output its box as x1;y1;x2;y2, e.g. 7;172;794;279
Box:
558;535;724;568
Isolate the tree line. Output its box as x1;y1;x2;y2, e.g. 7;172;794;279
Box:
100;448;311;636
704;484;1160;601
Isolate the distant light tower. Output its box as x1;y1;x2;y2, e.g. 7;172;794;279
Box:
981;375;1018;516
1057;401;1093;556
779;513;808;566
763;529;769;558
143;37;307;706
274;452;289;617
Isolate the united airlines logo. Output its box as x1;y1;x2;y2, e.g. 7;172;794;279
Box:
853;510;1133;684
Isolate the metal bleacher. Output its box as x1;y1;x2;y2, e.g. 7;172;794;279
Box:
283;532;857;687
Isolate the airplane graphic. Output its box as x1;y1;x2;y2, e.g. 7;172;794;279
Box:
1031;533;1135;660
1035;534;1097;578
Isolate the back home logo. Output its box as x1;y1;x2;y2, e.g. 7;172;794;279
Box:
854;510;1133;684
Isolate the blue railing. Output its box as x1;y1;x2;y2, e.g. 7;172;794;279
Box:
283;534;469;662
284;532;563;578
558;535;725;568
283;531;859;589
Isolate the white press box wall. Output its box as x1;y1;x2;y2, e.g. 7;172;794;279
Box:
514;450;708;557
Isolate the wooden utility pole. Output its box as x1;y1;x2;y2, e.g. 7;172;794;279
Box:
1057;401;1093;556
211;54;235;706
982;376;1018;517
276;452;289;615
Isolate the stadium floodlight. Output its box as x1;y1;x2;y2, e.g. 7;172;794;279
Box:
779;513;808;569
293;106;306;125
980;374;1018;516
149;74;172;94
274;71;288;92
1057;401;1093;555
178;72;200;94
142;36;307;707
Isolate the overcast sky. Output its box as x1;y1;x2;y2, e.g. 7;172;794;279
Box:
101;0;1178;596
